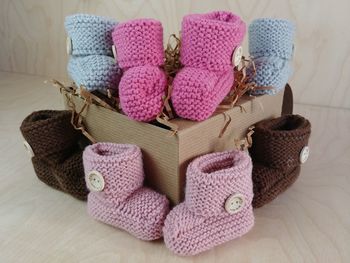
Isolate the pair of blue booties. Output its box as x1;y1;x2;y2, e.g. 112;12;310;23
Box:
65;14;122;94
248;18;295;95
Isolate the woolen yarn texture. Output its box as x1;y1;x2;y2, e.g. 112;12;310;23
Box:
171;11;246;121
249;114;311;208
112;19;167;122
65;14;122;93
248;18;295;95
83;143;169;240
163;150;254;256
20;110;88;200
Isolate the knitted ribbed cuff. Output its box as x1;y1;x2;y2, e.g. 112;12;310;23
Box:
20;110;80;159
65;14;117;56
83;143;144;203
112;19;164;68
185;150;253;217
180;11;246;71
250;114;311;170
249;18;295;59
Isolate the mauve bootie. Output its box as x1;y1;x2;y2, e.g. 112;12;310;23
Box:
83;143;170;240
163;150;254;256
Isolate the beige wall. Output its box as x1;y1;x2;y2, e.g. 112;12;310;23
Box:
1;0;349;108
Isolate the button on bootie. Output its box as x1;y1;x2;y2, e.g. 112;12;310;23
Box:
163;150;254;256
171;11;246;121
20;110;88;200
65;14;122;94
249;115;311;208
83;143;170;240
248;18;295;95
112;19;167;122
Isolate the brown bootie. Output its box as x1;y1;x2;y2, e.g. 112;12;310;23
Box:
249;114;311;208
20;110;89;200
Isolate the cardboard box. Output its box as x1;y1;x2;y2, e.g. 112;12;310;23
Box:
64;85;292;204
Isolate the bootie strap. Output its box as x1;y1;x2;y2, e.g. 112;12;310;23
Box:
180;11;246;71
250;115;311;170
83;143;144;203
65;14;117;56
112;19;165;68
185;150;253;217
20;110;80;159
249;18;295;59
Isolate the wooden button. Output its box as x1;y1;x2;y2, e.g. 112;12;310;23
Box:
112;45;117;63
86;170;105;192
23;141;34;158
232;46;243;67
225;193;245;214
66;37;72;55
299;146;310;164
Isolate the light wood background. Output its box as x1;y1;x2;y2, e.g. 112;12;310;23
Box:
0;0;350;109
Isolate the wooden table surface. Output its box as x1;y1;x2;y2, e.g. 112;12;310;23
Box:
0;71;349;263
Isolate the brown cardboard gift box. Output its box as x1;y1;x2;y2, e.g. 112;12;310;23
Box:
63;85;293;204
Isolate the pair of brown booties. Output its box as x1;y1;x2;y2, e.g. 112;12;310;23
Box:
250;114;311;208
20;110;88;200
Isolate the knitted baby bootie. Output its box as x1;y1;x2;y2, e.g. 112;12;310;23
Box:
248;18;295;95
83;143;169;240
249;115;311;208
171;11;246;121
163;150;254;256
112;19;167;122
65;14;122;94
20;110;88;200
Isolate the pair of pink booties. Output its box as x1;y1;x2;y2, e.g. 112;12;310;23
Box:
83;143;254;256
112;11;246;121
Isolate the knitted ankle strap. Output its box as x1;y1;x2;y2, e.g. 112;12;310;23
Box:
65;14;117;56
20;110;80;158
83;143;144;202
180;11;246;71
250;114;311;170
249;18;295;59
185;150;253;217
112;19;164;68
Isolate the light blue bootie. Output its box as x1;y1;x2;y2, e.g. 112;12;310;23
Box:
65;14;122;93
248;18;295;95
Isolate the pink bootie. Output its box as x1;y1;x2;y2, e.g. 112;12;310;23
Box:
83;143;169;240
163;150;254;255
171;11;246;121
112;19;167;122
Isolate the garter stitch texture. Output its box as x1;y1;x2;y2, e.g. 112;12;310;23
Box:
249;115;311;208
112;19;167;122
83;143;169;240
171;11;246;121
65;14;122;93
248;18;295;95
20;110;88;200
163;150;254;256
